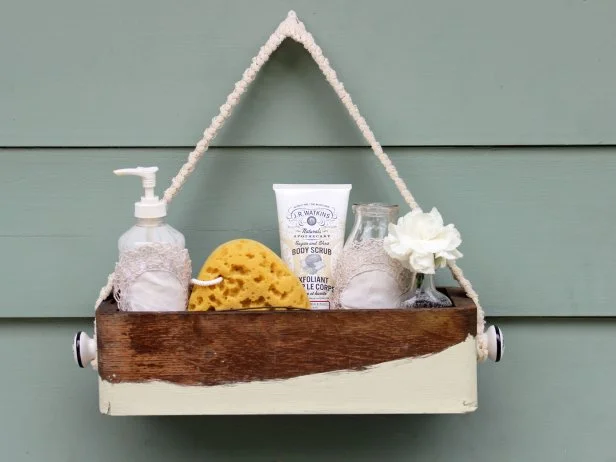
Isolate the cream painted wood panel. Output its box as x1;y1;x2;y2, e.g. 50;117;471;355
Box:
98;336;477;416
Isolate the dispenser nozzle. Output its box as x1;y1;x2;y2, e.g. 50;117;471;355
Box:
114;166;166;218
114;166;158;198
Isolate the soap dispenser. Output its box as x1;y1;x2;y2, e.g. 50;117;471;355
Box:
112;166;191;312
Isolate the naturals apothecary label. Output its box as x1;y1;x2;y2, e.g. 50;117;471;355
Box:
285;203;338;309
273;185;351;310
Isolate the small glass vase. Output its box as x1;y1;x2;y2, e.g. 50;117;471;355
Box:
401;272;452;308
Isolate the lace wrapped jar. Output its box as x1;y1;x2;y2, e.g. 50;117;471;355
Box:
332;203;412;309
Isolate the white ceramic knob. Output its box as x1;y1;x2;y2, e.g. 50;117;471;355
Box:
73;331;96;368
486;325;504;362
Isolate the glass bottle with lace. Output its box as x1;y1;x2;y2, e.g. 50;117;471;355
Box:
112;167;191;312
332;203;412;309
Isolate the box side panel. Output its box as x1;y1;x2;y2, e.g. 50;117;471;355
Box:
99;336;477;415
96;294;476;386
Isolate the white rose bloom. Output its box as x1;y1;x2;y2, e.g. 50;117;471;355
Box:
383;207;463;274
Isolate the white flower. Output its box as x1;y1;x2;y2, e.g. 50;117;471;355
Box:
383;207;463;274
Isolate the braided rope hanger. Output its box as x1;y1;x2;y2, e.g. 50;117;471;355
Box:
94;11;488;361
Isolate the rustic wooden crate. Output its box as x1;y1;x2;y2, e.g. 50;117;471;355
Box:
96;287;477;415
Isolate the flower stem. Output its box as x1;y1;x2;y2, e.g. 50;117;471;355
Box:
415;272;424;286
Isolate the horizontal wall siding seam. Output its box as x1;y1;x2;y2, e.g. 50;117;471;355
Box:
2;144;616;150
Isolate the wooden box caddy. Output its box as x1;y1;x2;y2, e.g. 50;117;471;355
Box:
96;287;478;415
68;11;493;416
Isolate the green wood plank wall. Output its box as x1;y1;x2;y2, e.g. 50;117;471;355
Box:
0;2;613;461
2;0;616;146
1;147;614;317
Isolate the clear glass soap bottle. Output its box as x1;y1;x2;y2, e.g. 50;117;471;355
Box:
113;167;190;312
118;217;185;254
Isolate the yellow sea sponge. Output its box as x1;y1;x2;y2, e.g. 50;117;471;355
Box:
188;239;310;311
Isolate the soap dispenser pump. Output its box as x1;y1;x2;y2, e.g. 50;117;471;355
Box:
114;166;167;220
112;166;191;312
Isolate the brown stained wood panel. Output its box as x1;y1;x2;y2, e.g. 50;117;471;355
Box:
96;287;476;386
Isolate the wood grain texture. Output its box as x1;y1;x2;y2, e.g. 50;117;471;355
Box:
96;288;475;386
1;147;615;318
1;0;616;146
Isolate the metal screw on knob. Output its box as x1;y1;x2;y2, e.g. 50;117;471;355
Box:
73;331;96;368
486;325;504;362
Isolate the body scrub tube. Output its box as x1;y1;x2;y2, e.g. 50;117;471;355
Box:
273;184;352;310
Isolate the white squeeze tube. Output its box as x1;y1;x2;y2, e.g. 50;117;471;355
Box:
273;184;352;310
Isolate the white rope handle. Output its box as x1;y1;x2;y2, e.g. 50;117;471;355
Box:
94;11;488;360
191;277;223;287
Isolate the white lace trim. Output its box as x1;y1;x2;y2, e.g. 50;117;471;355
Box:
112;243;192;311
332;239;412;308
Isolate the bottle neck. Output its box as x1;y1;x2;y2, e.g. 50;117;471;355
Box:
349;204;399;242
353;213;389;240
416;272;435;290
136;217;164;227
